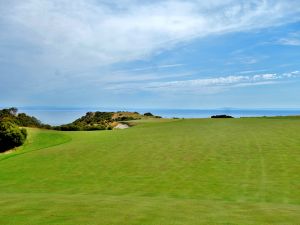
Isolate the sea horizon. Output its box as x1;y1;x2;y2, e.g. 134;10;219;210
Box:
2;106;300;126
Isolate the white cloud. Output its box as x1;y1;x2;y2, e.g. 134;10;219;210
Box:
239;69;269;74
279;38;300;46
282;70;300;78
253;73;278;80
277;32;300;46
113;64;185;73
106;71;300;94
1;0;300;69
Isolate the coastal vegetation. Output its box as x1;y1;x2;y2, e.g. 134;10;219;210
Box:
0;107;161;134
53;111;160;131
0;107;43;152
0;107;50;129
211;114;234;118
0;120;27;152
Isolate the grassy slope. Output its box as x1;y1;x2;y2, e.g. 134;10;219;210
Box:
0;118;299;224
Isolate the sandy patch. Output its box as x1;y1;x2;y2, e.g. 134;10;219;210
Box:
114;123;129;129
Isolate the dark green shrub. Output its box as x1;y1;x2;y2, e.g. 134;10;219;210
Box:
85;125;106;131
0;120;27;152
144;112;153;116
118;116;135;121
211;115;234;118
59;124;81;131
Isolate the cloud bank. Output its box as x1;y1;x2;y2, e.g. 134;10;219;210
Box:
1;0;300;68
1;1;300;108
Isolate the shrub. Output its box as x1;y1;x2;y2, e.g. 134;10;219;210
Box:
118;116;135;121
0;120;27;152
144;112;154;116
58;124;81;131
85;125;106;131
211;115;234;118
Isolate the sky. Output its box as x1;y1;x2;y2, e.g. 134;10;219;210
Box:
0;0;300;109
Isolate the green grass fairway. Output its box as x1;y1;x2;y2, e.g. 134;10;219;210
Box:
0;118;299;224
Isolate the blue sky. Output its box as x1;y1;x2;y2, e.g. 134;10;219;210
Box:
0;0;300;109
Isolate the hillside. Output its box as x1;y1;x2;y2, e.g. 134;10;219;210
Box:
55;111;160;131
0;118;299;224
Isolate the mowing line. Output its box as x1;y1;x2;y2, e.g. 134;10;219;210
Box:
252;133;267;203
240;135;252;203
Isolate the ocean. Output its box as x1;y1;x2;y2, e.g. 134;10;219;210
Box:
15;107;300;126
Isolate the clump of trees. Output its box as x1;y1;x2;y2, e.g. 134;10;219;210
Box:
0;119;27;152
0;107;50;128
54;111;160;131
144;112;154;116
211;115;234;118
143;112;162;118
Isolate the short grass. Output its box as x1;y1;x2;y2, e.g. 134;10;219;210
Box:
0;118;299;224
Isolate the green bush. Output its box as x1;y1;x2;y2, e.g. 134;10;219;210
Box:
84;125;106;131
144;112;154;116
0;120;27;152
56;124;81;131
117;116;135;121
211;115;234;118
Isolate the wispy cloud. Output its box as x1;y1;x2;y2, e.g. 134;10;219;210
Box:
239;69;269;74
113;64;185;74
280;38;300;46
97;71;195;84
1;1;300;108
1;0;300;69
106;71;300;94
277;32;300;46
278;38;300;46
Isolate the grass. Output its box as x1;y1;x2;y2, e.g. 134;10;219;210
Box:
0;118;299;224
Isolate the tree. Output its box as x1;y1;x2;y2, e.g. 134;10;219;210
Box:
9;107;18;116
0;120;27;152
17;113;42;127
0;108;46;128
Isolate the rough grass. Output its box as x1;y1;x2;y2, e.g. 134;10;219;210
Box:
0;118;299;224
